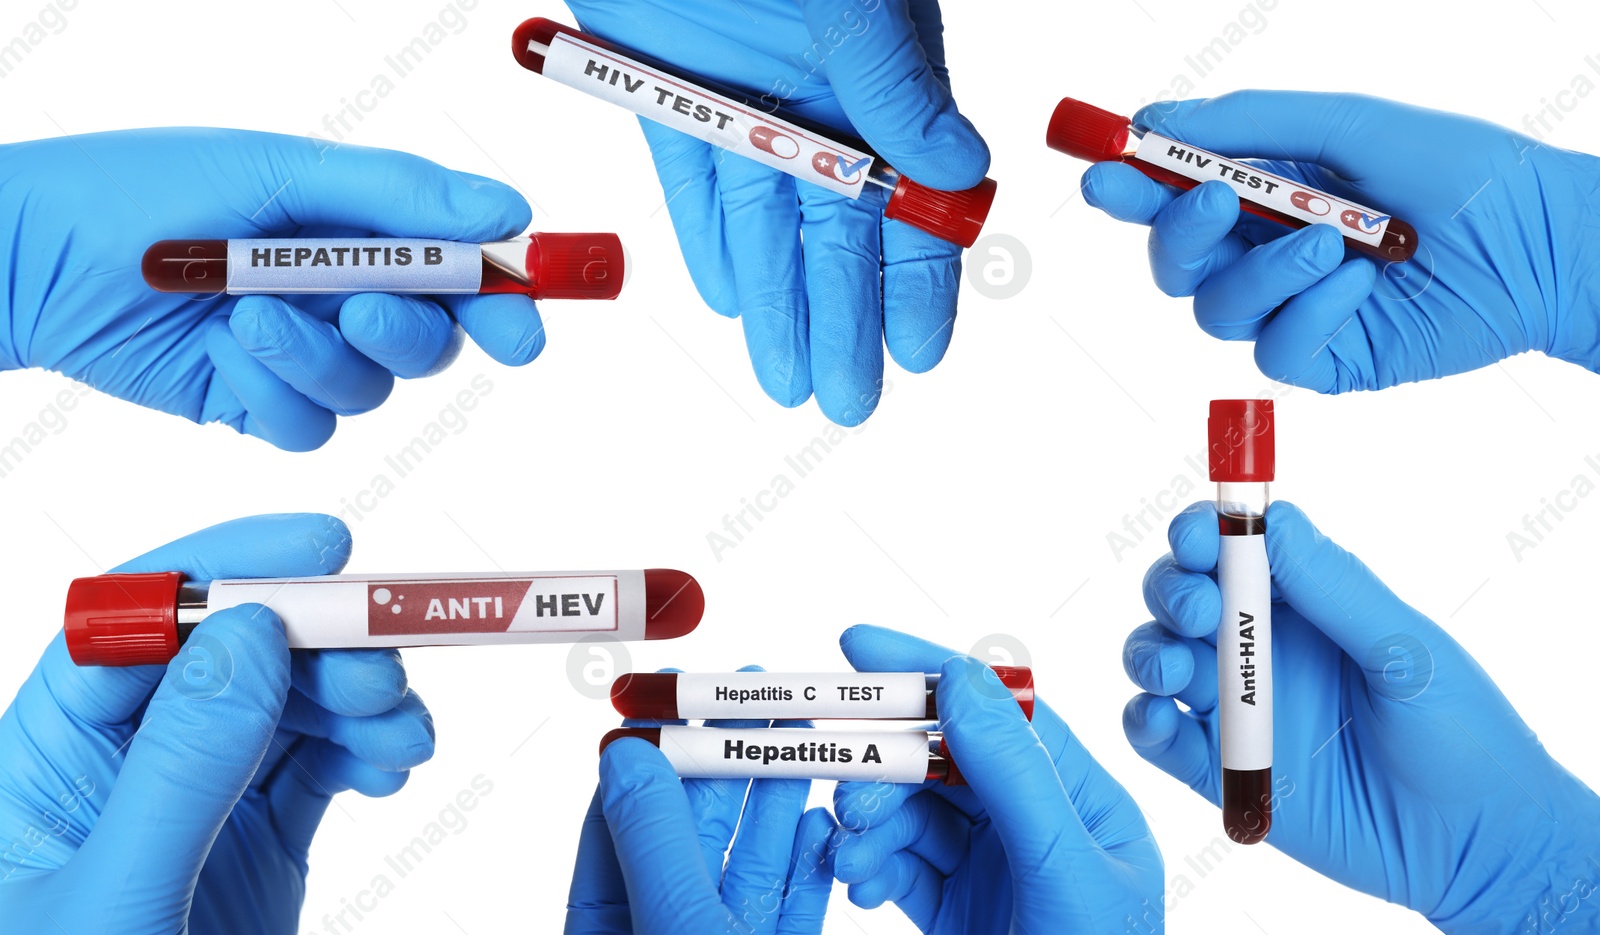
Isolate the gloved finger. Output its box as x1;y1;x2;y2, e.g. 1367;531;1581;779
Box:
720;778;813;935
72;604;290;910
882;216;960;375
267;736;412;860
1080;160;1177;225
845;849;943;926
32;513;353;731
599;739;727;925
1265;501;1443;672
831;788;969;884
230;295;394;415
339;294;465;379
937;656;1104;874
289;648;408;718
1169;501;1220;573
797;0;989;190
1190;224;1347;340
566;787;633;931
205;317;337;451
265;139;531;242
798;185;884;426
1148;181;1247;298
440;293;547;367
832;779;924;835
277;687;434;772
776;807;837;934
1122;622;1219;715
1253;259;1379;392
1123;692;1219;803
1143;553;1221;643
838;623;959;674
638;119;739;317
677;665;773;881
719;158;810;407
1133;92;1397;185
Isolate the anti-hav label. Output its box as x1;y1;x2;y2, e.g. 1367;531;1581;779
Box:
540;32;874;200
676;673;929;719
655;726;932;782
1218;534;1272;771
226;239;482;294
1134;132;1391;248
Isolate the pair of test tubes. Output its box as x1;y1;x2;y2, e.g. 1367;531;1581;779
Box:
603;668;1035;785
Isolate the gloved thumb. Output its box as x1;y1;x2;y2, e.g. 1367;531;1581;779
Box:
796;0;989;189
598;739;726;927
937;655;1102;874
1266;501;1445;689
70;603;290;922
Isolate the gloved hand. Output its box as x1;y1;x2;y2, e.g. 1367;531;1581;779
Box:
830;626;1164;934
566;666;837;934
1124;501;1600;933
563;0;990;425
0;129;545;451
0;514;435;934
1080;91;1600;392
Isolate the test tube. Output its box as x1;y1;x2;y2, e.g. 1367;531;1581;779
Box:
1046;98;1417;263
511;18;998;248
600;725;965;785
142;234;624;299
64;569;701;666
610;668;1033;720
1209;399;1275;845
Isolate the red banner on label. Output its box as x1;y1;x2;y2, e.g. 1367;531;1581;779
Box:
367;579;535;635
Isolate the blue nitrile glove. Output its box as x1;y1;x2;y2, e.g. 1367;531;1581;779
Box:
563;0;990;425
830;626;1164;934
0;514;435;934
0;129;545;451
1124;501;1600;933
1079;92;1600;392
566;666;837;934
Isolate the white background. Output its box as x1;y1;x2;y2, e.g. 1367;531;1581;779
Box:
3;0;1599;933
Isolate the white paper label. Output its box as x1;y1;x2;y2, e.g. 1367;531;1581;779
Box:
205;570;645;648
1134;132;1391;248
1218;534;1273;771
226;239;482;294
540;32;873;199
675;672;929;719
655;726;932;782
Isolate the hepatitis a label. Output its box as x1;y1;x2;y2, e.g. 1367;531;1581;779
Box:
1134;132;1391;248
656;726;931;782
540;31;874;199
227;239;481;294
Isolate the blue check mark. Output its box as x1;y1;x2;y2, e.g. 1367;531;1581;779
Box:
838;155;872;178
1362;213;1391;228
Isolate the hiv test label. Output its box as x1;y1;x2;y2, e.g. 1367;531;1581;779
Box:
656;726;932;783
1217;535;1273;771
676;673;929;719
225;239;482;294
206;571;644;648
539;31;875;199
1134;132;1393;248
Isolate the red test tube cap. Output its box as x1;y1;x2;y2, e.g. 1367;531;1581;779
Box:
528;232;625;300
64;571;184;666
1208;399;1275;483
1045;98;1132;163
885;176;998;249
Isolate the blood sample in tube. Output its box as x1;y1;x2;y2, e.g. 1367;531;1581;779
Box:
512;18;997;249
611;668;1034;720
142;234;624;299
64;569;701;666
1209;399;1276;845
1046;98;1417;263
600;726;966;785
